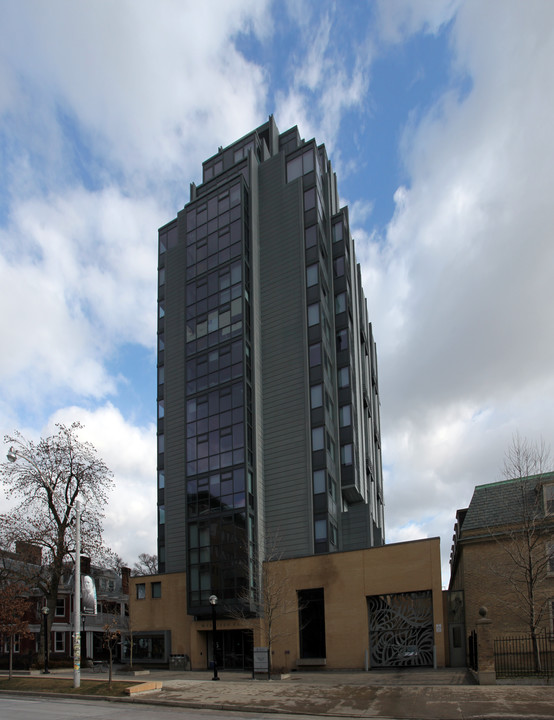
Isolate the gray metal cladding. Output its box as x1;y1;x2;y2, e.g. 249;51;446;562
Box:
258;153;313;557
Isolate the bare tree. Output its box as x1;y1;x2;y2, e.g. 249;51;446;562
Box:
131;553;158;576
489;434;553;670
0;581;33;679
0;423;114;648
102;615;121;687
227;536;301;675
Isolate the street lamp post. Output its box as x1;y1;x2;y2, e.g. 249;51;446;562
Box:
6;446;81;688
41;606;50;674
73;498;81;688
209;594;219;681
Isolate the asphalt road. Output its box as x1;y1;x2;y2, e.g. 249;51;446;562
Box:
0;696;323;720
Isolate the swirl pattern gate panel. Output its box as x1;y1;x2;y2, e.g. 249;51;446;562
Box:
367;591;434;668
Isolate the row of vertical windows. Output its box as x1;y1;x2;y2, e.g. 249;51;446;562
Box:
311;383;334;415
313;470;337;505
304;187;316;211
186;302;242;343
302;151;335;555
336;329;348;352
203;158;223;181
308;343;332;376
314;518;326;541
188;513;247;602
334;217;353;484
185;262;243;352
186;383;244;475
341;444;353;466
314;518;338;545
339;405;351;427
311;427;336;460
306;264;318;286
233;140;255;164
186;340;242;394
185;185;245;280
187;467;246;517
187;186;241;230
307;303;319;326
159;225;178;254
186;423;244;461
202;138;257;183
186;261;242;308
157;223;167;567
338;366;349;388
187;383;243;421
310;384;323;409
186;236;242;279
313;469;326;494
286;148;314;182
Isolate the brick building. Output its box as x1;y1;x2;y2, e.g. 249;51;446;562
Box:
449;473;554;651
0;545;130;668
130;538;446;672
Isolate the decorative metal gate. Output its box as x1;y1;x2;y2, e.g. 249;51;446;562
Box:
367;591;434;667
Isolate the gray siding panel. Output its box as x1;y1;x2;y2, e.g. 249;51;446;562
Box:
162;214;187;572
341;504;371;550
259;154;312;558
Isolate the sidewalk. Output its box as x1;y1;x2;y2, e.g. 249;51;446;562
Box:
128;667;554;719
9;667;554;719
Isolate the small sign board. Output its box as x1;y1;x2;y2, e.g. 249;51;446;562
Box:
253;646;269;673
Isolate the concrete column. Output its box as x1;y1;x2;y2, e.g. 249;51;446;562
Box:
475;606;496;685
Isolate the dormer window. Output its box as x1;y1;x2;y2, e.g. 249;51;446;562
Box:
100;577;116;592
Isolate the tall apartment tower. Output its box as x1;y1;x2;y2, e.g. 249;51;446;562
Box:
157;117;385;618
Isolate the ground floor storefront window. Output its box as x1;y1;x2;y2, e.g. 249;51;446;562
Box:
122;632;169;664
205;628;253;670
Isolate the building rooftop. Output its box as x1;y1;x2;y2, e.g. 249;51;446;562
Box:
462;472;554;532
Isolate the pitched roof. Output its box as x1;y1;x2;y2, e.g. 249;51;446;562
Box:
462;472;554;532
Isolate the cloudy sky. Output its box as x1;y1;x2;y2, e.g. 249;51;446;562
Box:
1;0;552;583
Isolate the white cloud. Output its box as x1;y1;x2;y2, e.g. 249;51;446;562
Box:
375;0;461;44
0;1;270;184
359;0;554;578
0;0;273;571
0;0;273;423
0;187;162;412
275;8;371;157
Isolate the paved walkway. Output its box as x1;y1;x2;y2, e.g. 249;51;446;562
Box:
134;668;554;718
8;667;554;719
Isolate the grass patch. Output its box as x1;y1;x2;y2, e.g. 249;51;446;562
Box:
0;676;140;697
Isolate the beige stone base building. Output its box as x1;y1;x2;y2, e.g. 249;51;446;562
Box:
129;538;446;672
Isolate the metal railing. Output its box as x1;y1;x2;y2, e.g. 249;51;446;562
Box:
494;634;554;678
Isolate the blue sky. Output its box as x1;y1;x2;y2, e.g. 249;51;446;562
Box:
1;0;553;583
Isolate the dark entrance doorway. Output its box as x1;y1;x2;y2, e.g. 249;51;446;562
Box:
206;628;253;670
298;587;326;659
446;590;466;667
